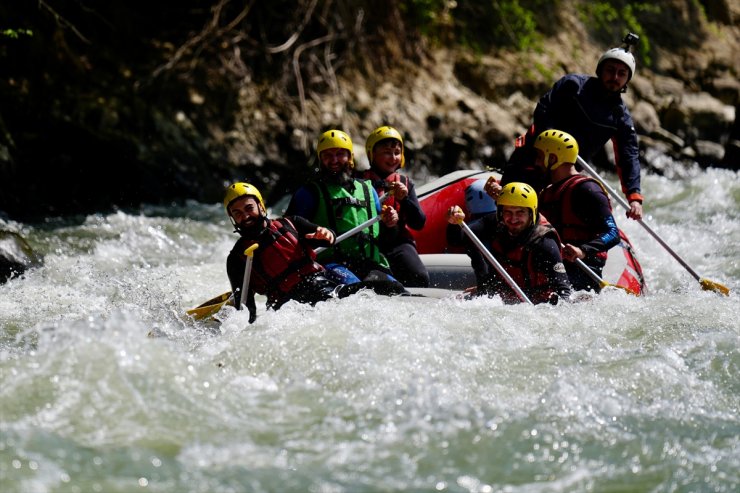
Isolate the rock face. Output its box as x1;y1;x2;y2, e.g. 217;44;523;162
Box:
0;1;738;220
0;231;41;283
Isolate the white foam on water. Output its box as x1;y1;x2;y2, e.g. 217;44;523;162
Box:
1;169;739;492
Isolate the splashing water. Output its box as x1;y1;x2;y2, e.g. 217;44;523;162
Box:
1;170;739;493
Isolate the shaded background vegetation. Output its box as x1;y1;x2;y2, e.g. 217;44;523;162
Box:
0;0;736;221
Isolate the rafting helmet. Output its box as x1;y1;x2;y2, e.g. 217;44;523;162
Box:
465;178;497;218
365;126;405;168
496;182;537;222
533;130;579;171
223;182;265;214
596;48;636;82
316;129;354;168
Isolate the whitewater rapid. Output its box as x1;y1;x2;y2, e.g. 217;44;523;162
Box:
1;168;738;492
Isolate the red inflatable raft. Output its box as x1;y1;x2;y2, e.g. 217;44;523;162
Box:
409;170;646;295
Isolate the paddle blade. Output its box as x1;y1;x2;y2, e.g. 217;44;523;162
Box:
186;291;233;320
700;278;730;296
602;282;640;296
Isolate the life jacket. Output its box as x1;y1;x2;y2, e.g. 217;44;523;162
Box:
489;221;561;304
240;218;324;305
360;169;414;243
539;174;611;262
312;179;390;268
360;169;408;212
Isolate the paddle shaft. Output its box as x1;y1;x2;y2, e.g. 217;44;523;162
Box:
315;215;382;255
238;244;259;311
459;220;533;304
189;171;503;318
315;192;390;254
576;155;723;289
573;256;607;288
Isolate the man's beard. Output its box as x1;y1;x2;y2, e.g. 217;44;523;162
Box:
320;166;353;186
236;216;266;237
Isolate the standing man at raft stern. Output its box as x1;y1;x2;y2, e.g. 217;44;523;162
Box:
446;182;572;305
224;182;341;323
534;130;621;293
286;129;401;282
502;33;644;220
358;126;429;287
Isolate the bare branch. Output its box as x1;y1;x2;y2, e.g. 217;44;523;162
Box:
38;0;91;44
293;33;336;150
266;0;320;54
149;0;255;80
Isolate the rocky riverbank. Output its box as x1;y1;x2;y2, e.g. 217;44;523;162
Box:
0;1;738;222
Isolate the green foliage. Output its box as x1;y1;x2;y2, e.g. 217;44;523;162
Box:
400;0;668;66
2;28;33;39
575;1;658;66
400;0;456;40
401;0;549;52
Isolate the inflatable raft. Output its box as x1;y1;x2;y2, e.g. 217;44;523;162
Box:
410;170;646;294
188;170;647;320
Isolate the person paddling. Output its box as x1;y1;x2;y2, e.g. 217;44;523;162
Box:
224;182;346;322
446;182;572;304
502;33;644;220
357;126;429;287
533;130;621;292
286;129;400;283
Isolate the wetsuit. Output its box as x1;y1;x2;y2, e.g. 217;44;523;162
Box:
503;74;642;204
447;214;572;304
539;175;620;292
358;168;430;287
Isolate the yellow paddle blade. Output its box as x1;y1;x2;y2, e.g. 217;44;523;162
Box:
186;291;233;320
700;278;730;296
600;281;640;296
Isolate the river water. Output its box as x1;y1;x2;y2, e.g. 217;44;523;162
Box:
1;167;739;493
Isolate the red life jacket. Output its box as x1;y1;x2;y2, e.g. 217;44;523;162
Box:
489;222;561;304
241;218;324;304
360;169;414;242
360;169;408;213
539;174;611;262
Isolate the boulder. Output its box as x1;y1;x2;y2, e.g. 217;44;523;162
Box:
631;100;662;135
678;92;735;140
693;140;726;167
0;230;41;283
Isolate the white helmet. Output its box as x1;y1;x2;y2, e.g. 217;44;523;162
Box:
596;48;636;81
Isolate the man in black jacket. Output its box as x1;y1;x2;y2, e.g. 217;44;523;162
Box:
503;36;644;220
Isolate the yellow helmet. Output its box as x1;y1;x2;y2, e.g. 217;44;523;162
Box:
223;182;265;213
497;182;537;220
316;129;354;168
533;130;579;171
365;126;405;168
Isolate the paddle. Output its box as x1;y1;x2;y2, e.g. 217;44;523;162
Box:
455;218;533;304
576;155;729;296
188;197;391;320
563;243;639;296
185;245;258;320
314;214;382;255
237;244;259;310
185;291;233;320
